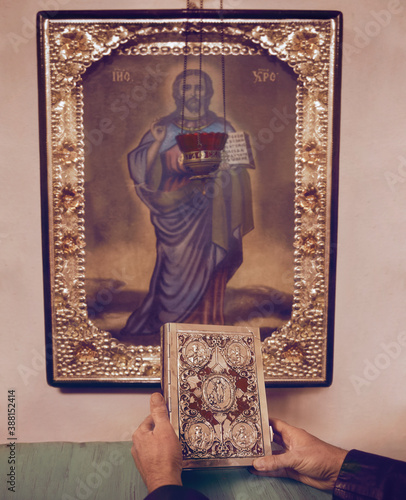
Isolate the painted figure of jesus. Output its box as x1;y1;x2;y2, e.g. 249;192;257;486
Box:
120;69;253;338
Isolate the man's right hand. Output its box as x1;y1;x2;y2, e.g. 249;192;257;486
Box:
252;418;348;491
151;120;167;143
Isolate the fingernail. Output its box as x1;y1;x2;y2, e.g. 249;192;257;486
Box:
151;393;163;403
253;458;264;470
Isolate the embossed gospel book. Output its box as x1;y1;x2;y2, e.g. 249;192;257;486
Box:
161;323;272;468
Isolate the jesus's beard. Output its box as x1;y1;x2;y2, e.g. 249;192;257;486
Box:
175;97;210;118
185;97;200;113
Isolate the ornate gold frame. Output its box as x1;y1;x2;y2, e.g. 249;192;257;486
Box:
38;10;341;386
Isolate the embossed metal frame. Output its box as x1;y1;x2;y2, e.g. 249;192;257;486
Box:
38;10;341;387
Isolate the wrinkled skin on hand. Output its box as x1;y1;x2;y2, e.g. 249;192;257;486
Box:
252;418;348;492
132;393;183;493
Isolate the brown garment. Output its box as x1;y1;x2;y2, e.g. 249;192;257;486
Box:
184;268;228;325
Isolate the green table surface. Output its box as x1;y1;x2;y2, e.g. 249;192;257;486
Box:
0;442;332;500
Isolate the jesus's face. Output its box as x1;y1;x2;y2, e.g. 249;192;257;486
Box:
183;75;207;112
177;74;210;118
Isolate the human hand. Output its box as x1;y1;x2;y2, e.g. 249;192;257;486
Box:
131;392;183;493
252;418;348;491
151;119;167;143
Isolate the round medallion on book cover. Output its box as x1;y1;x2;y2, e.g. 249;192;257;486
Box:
185;421;214;452
202;374;235;412
231;421;258;450
226;340;251;367
183;339;211;368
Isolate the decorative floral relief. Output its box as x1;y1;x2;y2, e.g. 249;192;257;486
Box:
295;232;318;257
290;30;321;60
59;31;93;60
60;231;84;256
301;140;326;168
58;185;80;212
54;141;81;169
282;340;306;364
297;184;321;213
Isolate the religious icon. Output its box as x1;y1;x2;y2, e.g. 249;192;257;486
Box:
119;68;254;340
83;50;297;350
38;11;341;386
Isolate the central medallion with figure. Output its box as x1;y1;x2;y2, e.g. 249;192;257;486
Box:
202;374;235;412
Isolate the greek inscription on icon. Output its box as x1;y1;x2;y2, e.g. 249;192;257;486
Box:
253;68;278;83
112;70;132;82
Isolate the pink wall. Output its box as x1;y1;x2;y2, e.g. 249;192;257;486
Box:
1;0;406;462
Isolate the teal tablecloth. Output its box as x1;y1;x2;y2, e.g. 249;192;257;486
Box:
0;442;331;499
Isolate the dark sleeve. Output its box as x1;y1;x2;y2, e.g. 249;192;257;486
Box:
333;449;406;499
144;485;210;500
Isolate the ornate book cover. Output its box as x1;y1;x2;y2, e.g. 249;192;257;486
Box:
161;323;272;468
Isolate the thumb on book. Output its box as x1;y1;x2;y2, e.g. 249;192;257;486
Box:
150;392;170;424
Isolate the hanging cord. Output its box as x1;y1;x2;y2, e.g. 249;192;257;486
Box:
198;0;204;132
182;0;226;139
197;0;204;149
181;0;191;134
220;0;226;134
221;3;226;133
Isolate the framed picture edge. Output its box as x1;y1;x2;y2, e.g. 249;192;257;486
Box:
37;9;342;388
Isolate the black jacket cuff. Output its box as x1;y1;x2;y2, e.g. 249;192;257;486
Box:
144;484;210;500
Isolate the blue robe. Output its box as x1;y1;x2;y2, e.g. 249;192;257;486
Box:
121;113;253;336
